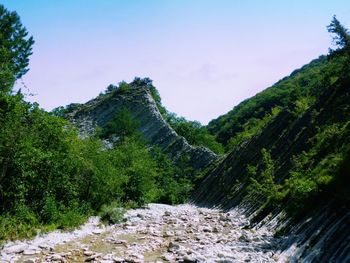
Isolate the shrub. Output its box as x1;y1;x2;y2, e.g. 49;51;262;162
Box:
248;149;286;206
56;208;89;229
99;202;126;224
118;81;130;93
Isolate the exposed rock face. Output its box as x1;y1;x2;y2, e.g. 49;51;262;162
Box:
67;82;217;170
191;77;350;261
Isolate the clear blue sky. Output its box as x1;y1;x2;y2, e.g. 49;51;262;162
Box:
2;0;350;124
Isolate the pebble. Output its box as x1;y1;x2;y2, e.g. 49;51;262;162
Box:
51;254;63;261
92;229;104;234
168;241;180;252
22;249;38;255
83;251;94;256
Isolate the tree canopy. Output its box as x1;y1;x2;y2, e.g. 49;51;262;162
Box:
0;4;34;92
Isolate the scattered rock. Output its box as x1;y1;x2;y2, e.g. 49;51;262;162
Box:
114;239;127;245
239;233;251;242
3;244;27;254
23;249;38;255
164;211;172;216
163;230;174;237
85;253;102;261
0;204;281;263
182;255;198;262
163;253;176;261
92;229;104;234
83;251;94;256
202;226;212;232
137;213;144;219
113;257;125;262
51;254;63;261
168;241;180;252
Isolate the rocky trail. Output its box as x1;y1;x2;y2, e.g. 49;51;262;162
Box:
1;204;284;263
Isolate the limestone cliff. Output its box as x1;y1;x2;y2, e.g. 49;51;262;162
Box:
66;80;217;170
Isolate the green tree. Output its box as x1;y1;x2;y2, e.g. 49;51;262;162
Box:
101;107;140;139
327;16;350;55
0;48;14;91
0;5;34;91
249;149;285;206
165;114;224;154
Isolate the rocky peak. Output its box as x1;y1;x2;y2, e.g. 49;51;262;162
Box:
67;80;217;170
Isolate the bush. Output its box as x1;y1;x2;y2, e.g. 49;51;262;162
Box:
118;81;130;93
100;107;140;139
226;107;281;151
40;194;60;223
164;113;224;154
248;149;286;207
0;215;39;242
99;202;126;224
56;208;89;229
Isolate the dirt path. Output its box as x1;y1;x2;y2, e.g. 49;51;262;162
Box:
0;204;283;263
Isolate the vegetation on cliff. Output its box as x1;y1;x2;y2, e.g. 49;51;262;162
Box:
200;16;350;219
207;55;328;149
100;77;224;154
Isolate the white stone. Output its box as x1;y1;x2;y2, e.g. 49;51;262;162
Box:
22;249;38;255
92;229;104;234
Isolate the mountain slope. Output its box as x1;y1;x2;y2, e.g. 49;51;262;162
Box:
207;56;331;149
192;53;350;262
65;79;217;170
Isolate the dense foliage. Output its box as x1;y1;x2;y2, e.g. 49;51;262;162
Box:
242;18;350;215
208;17;350;153
0;5;193;242
0;91;193;241
249;109;350;214
191;17;350;229
207;56;330;149
164;113;224;154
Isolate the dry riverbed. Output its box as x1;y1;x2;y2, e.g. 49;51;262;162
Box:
0;204;283;262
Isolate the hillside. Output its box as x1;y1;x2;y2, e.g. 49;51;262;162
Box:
192;25;350;261
207;55;331;150
63;79;217;170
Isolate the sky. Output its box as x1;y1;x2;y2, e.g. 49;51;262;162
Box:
1;0;350;124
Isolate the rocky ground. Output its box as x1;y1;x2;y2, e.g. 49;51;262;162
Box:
0;204;283;263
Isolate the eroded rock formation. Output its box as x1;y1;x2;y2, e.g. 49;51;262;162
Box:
67;81;217;170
